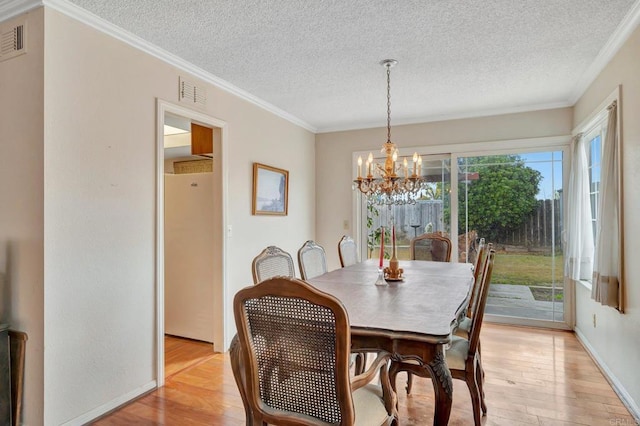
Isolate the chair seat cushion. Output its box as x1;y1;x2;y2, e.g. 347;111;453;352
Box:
265;370;390;425
445;335;469;370
352;384;390;426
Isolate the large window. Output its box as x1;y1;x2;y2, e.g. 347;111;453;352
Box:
570;120;607;284
568;90;622;310
587;132;602;241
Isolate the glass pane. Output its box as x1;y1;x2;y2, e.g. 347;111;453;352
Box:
590;135;601;167
592;166;601;186
457;151;564;322
366;158;451;261
589;134;602;243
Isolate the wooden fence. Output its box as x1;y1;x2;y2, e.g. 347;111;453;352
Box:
502;199;562;249
368;198;562;255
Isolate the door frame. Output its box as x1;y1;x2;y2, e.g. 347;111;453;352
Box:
155;99;229;387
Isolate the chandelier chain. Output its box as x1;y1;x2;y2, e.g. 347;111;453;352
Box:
386;65;391;144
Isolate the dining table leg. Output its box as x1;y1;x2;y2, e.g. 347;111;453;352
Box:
389;341;454;425
429;346;453;425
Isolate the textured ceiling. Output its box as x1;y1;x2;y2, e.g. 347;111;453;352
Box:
64;0;638;132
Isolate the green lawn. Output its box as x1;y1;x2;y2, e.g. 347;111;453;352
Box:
492;253;564;286
370;248;564;287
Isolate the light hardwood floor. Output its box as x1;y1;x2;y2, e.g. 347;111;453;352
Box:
93;324;635;425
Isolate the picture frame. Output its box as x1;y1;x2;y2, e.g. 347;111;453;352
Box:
252;163;289;215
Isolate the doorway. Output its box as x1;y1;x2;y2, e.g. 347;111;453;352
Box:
156;100;227;387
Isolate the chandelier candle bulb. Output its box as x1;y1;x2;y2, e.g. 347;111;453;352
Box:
418;156;423;176
403;158;408;178
357;156;362;178
392;149;398;175
412;152;418;176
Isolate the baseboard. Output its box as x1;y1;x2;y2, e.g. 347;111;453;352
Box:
574;327;640;423
60;380;157;426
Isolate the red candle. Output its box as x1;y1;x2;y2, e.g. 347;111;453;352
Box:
379;227;384;268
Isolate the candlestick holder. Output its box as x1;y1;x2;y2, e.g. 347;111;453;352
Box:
384;226;403;281
374;268;387;286
383;255;404;281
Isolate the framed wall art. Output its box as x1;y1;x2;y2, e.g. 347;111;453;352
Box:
252;163;289;215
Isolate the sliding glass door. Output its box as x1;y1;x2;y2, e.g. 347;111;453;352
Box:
360;146;568;327
457;151;565;323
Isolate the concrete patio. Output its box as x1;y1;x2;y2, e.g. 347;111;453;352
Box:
486;284;564;322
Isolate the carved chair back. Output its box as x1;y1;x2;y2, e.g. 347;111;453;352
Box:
298;240;328;280
410;233;452;262
338;235;359;268
251;246;295;284
233;277;356;425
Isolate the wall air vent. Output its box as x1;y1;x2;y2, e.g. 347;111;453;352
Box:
179;77;207;107
0;21;26;63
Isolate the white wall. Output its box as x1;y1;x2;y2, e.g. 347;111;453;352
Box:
0;9;44;425
315;108;572;270
573;24;640;416
42;7;315;425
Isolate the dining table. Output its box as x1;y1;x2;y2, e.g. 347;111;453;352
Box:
307;258;474;425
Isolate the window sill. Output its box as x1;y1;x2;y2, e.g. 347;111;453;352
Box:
577;279;592;291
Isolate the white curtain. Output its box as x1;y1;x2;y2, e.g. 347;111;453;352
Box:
592;102;622;310
564;134;594;282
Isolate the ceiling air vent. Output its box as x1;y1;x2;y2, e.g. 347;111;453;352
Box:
0;21;26;63
179;77;207;107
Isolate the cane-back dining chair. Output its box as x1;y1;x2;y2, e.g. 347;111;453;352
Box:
231;276;398;425
338;235;359;268
390;250;495;426
455;242;492;339
298;240;329;280
251;245;295;284
409;233;452;262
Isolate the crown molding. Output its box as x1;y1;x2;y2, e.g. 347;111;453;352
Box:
41;0;317;133
316;100;573;134
0;0;42;23
569;0;640;104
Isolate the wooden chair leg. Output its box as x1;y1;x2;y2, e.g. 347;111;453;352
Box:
354;352;367;375
389;361;400;394
229;335;254;425
8;330;27;426
476;358;487;414
466;369;483;426
476;365;487;416
406;371;414;395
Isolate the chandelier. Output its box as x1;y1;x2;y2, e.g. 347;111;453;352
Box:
353;59;427;205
